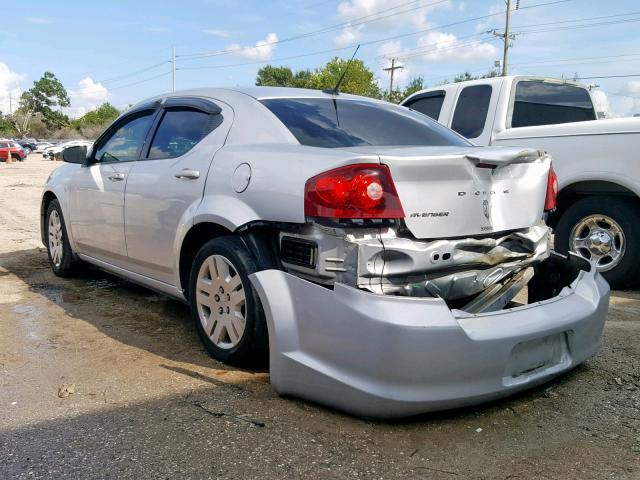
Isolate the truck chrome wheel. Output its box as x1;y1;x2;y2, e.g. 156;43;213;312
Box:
195;254;246;349
570;214;625;272
48;210;64;268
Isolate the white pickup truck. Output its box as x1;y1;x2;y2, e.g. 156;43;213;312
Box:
402;76;640;288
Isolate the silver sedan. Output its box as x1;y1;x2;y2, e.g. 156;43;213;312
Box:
41;87;608;418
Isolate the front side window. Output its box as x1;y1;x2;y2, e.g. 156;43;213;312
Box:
404;91;446;120
451;85;492;139
261;98;470;148
511;80;596;128
94;111;155;163
147;108;218;159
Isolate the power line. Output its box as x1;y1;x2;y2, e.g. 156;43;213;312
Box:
574;74;640;79
177;0;569;71
106;71;172;91
98;59;171;86
176;0;449;61
178;34;499;71
511;10;640;30
517;16;640;35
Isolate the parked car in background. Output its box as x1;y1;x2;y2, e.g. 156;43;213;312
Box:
52;140;93;161
18;140;37;151
41;87;608;418
42;140;92;160
402;76;640;288
0;141;27;161
35;141;55;152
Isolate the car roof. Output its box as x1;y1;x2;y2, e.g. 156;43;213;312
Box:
137;86;383;106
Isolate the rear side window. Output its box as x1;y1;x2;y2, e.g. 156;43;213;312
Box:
451;85;492;139
511;81;596;127
404;91;445;120
261;98;470;148
147;108;220;159
0;143;8;148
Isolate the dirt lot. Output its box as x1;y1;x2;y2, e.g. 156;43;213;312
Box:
0;155;639;479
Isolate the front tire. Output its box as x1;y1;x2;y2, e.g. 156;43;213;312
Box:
45;199;78;277
189;236;268;366
554;196;640;289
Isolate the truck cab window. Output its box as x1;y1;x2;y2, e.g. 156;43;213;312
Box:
511;81;596;128
404;91;446;120
451;85;492;139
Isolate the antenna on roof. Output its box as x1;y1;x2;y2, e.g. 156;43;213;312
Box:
323;44;360;95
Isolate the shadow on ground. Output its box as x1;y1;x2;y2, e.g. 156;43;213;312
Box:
0;248;246;371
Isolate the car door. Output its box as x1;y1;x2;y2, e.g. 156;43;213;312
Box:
123;97;231;285
68;107;157;267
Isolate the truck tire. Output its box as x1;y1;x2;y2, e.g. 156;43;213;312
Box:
189;236;269;366
554;196;640;289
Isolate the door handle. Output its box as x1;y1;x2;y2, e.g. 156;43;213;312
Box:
107;173;126;181
175;168;200;180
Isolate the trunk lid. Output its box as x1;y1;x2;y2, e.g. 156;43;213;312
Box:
343;145;550;239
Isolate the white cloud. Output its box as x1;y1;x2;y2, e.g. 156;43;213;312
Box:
0;62;24;114
226;33;278;61
334;25;362;47
202;29;231;38
336;0;449;31
621;80;640;96
25;17;52;24
66;77;110;119
376;41;411;87
590;90;611;118
611;81;640;117
413;30;497;62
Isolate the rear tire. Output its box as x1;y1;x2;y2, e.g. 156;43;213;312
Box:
554;196;640;289
45;199;79;277
189;236;268;366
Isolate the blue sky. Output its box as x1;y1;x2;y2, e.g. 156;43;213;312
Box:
1;0;639;117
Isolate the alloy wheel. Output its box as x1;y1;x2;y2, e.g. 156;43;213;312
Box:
570;214;626;272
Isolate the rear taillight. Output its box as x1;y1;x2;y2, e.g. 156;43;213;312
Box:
544;164;558;212
304;163;405;219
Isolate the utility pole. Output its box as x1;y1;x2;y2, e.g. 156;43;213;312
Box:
491;0;517;76
171;46;176;92
383;58;404;100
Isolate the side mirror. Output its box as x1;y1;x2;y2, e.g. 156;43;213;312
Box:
62;145;88;164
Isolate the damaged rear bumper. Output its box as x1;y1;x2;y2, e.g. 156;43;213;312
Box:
249;254;609;419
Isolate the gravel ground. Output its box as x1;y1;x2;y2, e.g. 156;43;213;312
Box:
0;156;639;479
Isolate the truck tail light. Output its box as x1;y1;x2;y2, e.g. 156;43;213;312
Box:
544;164;558;212
304;164;405;219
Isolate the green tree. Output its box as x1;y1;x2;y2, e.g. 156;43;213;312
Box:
0;112;17;136
69;103;120;139
449;70;499;84
307;57;381;98
70;103;120;130
403;76;425;99
256;65;314;88
17;71;70;132
255;58;381;98
256;65;295;87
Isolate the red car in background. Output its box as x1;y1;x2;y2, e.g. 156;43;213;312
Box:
0;141;27;162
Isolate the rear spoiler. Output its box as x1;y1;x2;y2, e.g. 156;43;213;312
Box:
466;149;546;168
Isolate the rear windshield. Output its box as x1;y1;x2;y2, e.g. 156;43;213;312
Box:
512;81;596;127
261;98;470;148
